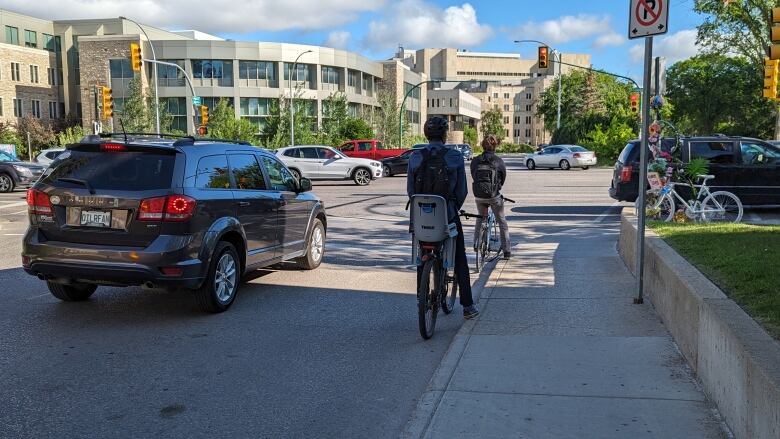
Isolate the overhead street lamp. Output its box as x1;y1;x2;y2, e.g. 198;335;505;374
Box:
514;39;562;130
289;50;313;146
120;16;160;135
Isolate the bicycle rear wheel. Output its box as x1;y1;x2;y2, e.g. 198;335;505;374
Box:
418;258;440;339
475;228;487;273
485;219;502;262
701;191;743;223
441;271;458;314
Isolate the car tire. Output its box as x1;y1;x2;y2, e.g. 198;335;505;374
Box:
0;173;14;193
289;168;302;181
560;159;571;170
582;166;590;170
194;242;240;313
353;168;371;186
296;218;325;270
526;159;536;170
47;282;98;302
382;165;393;177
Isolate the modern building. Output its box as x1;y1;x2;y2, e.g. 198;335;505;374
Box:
401;48;591;145
0;9;428;140
426;89;481;144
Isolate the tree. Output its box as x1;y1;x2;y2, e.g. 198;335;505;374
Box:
694;0;774;68
375;90;405;148
463;125;478;148
581;118;636;163
206;98;258;144
0;122;20;147
56;125;85;146
119;75;152;132
262;93;318;149
480;107;505;142
339;118;373;142
16;115;55;159
666;54;774;138
320;92;350;146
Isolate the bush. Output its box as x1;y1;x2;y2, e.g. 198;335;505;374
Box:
495;143;535;154
580;118;636;163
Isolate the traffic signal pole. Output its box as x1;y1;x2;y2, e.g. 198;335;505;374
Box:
144;59;197;135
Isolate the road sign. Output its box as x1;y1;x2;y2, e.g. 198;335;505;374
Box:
629;0;669;39
192;96;202;106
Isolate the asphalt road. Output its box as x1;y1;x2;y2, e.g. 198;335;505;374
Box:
0;160;772;438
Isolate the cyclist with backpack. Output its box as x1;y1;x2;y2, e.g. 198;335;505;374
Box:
471;135;511;259
407;116;479;320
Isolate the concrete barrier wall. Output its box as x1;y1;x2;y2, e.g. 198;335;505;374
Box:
618;212;780;439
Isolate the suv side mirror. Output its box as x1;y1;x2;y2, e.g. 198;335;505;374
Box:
298;177;312;192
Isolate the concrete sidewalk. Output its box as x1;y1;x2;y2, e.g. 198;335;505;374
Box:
404;217;729;438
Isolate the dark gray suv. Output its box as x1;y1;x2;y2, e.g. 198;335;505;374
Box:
22;136;326;312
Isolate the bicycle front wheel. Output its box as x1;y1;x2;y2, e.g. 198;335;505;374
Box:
418;258;440;339
647;193;675;222
485;219;502;262
441;271;458;315
475;230;487;273
701;191;743;223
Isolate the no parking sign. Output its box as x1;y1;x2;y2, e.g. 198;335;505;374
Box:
629;0;670;39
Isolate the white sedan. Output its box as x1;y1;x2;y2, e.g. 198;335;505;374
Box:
277;145;383;186
525;145;597;170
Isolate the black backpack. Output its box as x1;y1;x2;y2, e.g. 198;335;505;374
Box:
472;154;499;199
413;148;451;200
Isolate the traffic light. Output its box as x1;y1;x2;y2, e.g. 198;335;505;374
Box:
538;46;549;69
764;58;779;100
771;8;780;60
101;86;114;119
200;105;209;126
197;126;208;136
630;93;640;114
130;42;142;72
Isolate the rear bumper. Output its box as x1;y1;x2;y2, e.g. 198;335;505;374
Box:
609;181;638;202
572;157;597;167
22;229;207;288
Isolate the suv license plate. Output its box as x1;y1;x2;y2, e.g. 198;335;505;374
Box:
80;210;111;227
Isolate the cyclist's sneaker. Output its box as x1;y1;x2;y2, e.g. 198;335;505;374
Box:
503;251;511;260
463;305;480;319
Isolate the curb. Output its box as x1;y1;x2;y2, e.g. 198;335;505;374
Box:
618;211;780;439
401;257;508;439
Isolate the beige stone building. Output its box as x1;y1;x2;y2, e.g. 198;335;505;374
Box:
402;48;591;145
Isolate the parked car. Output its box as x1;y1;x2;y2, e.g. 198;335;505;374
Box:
0;150;46;193
277;145;383;186
35;148;66;166
610;136;780;206
337;139;408;161
381;147;424;177
449;144;473;161
525;145;597;170
22;137;326;313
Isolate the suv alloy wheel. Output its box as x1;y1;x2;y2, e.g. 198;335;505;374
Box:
195;242;240;313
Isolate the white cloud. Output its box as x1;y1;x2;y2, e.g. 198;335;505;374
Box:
325;31;351;49
594;31;624;49
363;0;492;51
514;14;612;45
629;29;699;63
3;0;386;33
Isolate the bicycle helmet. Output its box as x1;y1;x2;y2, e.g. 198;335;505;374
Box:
424;116;449;142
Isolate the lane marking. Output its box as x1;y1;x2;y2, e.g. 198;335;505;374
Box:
0;201;27;210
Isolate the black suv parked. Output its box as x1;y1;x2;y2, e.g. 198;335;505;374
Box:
22;136;327;312
610;136;780;206
0;150;45;193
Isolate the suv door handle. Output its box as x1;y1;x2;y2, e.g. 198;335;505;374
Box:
237;201;250;207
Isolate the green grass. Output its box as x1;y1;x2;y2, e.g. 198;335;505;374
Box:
650;222;780;339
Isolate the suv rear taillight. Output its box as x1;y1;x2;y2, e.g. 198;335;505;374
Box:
620;165;633;182
27;189;52;215
138;195;196;222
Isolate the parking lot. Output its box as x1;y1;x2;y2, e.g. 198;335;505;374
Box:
0;160;776;437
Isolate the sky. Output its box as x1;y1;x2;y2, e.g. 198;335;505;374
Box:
4;0;706;80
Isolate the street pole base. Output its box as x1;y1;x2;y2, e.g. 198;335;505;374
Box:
633;297;644;304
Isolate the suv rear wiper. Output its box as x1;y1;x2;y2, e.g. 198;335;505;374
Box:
57;177;95;194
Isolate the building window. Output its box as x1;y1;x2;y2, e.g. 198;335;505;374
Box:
526;93;532;99
31;100;41;118
526;116;531;124
200;97;234;115
321;66;340;85
283;63;311;82
406;110;421;124
513;116;520;124
161;97;187;132
503;104;510;111
493;92;498;98
48;101;58;119
504;93;510;99
192;60;234;86
240;97;271;116
506;129;509;138
157;60;186;86
10;63;20;81
47;67;56;85
348;103;360;117
362;74;374;95
526;129;532;137
59;102;65;118
5;26;19;45
404;83;421;100
13;98;22;117
24;30;37;48
494;104;498;109
526;104;532;111
43;33;56;51
109;59;134;79
30;65;39;83
238;60;276;81
348;70;358;88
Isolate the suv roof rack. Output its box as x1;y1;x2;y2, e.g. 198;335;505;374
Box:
192;137;252;146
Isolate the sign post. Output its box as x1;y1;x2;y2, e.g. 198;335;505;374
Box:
629;0;669;304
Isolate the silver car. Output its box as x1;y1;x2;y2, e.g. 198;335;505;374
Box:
35;148;66;166
277;145;383;186
525;145;597;170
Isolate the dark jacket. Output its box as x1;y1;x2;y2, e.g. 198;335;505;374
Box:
470;152;507;195
407;141;468;219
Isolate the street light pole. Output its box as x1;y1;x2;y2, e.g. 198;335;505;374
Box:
120;16;160;135
289;50;313;146
144;59;197;135
514;39;562;129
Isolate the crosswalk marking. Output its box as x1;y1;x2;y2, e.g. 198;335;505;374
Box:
0;201;28;210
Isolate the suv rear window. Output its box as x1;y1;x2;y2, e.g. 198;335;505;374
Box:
41;150;175;190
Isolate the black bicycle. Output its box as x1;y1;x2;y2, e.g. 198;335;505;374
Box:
416;210;481;339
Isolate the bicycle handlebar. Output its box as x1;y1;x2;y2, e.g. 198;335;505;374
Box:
459;210;484;220
502;196;516;203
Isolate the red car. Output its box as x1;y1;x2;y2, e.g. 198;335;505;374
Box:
337;139;408;161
